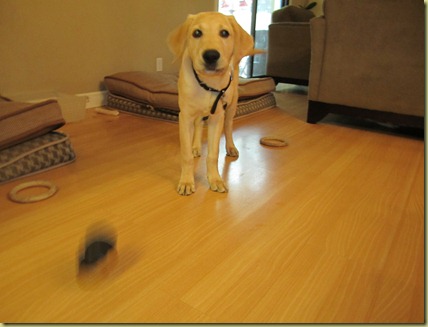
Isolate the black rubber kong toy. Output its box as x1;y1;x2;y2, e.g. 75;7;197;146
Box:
80;240;114;266
78;221;117;268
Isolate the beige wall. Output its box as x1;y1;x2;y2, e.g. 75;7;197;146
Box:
0;0;215;95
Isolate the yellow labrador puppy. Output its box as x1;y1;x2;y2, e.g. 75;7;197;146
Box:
168;12;258;195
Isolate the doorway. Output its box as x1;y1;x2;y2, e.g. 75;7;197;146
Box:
218;0;285;77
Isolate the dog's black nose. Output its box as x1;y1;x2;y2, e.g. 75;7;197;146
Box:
203;50;220;64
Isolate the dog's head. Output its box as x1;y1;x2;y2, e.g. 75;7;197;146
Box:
168;12;257;76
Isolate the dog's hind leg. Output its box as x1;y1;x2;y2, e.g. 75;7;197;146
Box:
206;113;228;193
192;117;203;157
224;95;239;157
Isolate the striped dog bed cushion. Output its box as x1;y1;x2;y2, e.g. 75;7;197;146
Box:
0;132;76;184
104;71;276;122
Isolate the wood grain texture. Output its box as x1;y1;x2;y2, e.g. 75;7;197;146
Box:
0;89;424;323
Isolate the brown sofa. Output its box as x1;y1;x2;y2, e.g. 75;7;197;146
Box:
307;0;425;128
266;6;315;85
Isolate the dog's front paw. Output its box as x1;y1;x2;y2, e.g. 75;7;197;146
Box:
226;146;239;157
177;181;195;196
208;177;228;193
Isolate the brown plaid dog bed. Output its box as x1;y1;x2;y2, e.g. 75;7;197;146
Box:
0;132;76;184
104;71;277;122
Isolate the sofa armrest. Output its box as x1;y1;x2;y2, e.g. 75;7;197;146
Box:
308;16;325;100
267;22;312;80
308;0;424;117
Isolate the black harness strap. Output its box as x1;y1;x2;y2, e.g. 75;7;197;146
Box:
192;68;233;115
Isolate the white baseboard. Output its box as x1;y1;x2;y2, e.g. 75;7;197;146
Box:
76;91;108;109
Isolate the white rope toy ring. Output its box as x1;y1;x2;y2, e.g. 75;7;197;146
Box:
8;180;58;203
260;136;288;147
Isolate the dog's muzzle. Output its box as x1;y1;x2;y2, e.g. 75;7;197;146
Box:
203;49;220;71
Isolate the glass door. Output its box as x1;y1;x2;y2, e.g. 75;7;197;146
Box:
218;0;284;77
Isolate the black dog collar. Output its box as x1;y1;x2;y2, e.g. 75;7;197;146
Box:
192;67;233;115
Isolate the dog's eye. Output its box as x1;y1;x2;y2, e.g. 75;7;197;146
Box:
220;29;230;38
192;29;203;38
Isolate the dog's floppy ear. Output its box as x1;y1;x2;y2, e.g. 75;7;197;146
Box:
167;14;195;61
228;15;258;64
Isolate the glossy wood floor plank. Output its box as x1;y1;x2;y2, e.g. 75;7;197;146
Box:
0;89;424;323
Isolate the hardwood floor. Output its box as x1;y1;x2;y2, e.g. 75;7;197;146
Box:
0;87;424;323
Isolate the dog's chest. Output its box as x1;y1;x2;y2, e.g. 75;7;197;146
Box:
202;88;232;116
183;79;233;116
